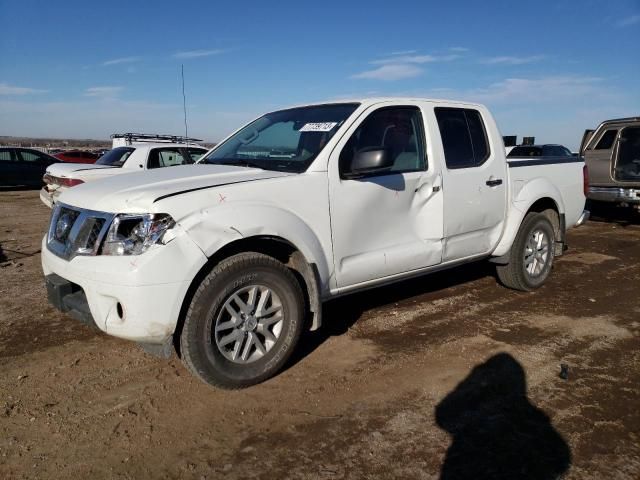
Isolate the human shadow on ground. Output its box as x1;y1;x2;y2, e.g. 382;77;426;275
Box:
0;243;6;263
435;353;571;480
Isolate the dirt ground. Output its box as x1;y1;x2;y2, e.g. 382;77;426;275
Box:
1;190;639;480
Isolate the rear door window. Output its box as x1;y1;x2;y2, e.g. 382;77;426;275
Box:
0;149;16;162
435;108;491;169
594;129;618;150
187;148;207;162
18;150;47;163
147;148;190;169
96;147;135;166
616;127;640;180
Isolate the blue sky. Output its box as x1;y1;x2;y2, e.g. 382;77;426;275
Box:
0;0;639;149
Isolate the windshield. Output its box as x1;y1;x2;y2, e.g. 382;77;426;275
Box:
201;103;359;173
96;147;135;166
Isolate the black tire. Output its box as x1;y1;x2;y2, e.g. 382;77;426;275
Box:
180;252;304;389
496;213;556;292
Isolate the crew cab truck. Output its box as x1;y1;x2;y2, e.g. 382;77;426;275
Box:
42;98;589;389
40;134;208;208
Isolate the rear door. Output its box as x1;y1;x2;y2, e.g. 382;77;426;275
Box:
585;127;618;186
0;148;19;185
614;126;640;182
434;107;507;261
16;149;52;186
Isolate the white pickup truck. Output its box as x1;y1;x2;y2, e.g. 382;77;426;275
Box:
40;134;208;208
42;98;589;388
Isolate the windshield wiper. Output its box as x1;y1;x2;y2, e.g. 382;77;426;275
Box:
215;159;265;170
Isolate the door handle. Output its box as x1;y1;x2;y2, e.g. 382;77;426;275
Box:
486;178;503;187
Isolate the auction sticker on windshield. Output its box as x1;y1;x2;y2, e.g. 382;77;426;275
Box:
299;122;338;132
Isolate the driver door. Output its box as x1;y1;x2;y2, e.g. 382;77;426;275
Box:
328;104;444;289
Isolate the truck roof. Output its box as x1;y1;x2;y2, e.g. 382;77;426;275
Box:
284;97;486;110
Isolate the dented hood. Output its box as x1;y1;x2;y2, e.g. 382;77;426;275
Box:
58;164;294;213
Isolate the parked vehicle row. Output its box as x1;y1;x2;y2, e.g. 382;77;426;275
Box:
40;142;208;207
41;97;589;389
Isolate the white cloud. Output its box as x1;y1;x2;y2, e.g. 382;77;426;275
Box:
83;86;124;97
616;14;640;27
352;51;461;81
472;76;606;103
480;55;546;65
102;56;140;66
372;54;459;65
350;64;423;81
418;76;609;105
172;49;226;59
389;50;417;56
0;82;48;95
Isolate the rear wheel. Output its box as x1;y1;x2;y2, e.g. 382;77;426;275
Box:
496;213;556;291
180;252;304;389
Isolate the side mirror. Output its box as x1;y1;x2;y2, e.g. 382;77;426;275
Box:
344;147;393;178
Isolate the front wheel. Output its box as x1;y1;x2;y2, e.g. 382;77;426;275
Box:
496;213;556;291
180;252;305;389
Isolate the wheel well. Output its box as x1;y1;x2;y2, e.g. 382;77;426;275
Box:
173;236;321;355
526;197;563;243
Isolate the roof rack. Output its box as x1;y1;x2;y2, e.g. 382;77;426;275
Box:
110;133;203;145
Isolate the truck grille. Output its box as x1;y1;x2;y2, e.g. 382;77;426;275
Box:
47;204;114;260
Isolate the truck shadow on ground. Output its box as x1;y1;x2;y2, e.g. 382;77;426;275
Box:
287;260;495;369
587;200;640;226
435;352;571;479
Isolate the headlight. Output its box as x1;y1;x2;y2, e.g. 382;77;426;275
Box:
102;213;175;256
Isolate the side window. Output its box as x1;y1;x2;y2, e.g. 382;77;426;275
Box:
546;146;570;156
187;148;206;162
594;129;618;150
435;107;491;169
19;150;45;163
0;149;15;162
339;106;426;176
147;148;188;169
617;127;640;178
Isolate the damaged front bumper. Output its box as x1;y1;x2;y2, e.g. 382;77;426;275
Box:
41;230;208;345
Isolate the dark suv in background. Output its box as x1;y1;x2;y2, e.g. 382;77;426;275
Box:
507;144;574;158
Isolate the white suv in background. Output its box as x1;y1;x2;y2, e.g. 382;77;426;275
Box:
40;136;208;208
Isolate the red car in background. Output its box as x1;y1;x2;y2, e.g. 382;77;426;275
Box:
53;150;100;163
